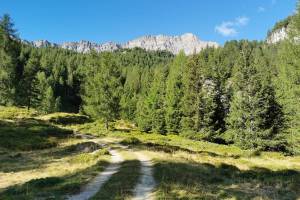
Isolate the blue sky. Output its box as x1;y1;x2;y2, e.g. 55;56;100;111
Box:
0;0;297;44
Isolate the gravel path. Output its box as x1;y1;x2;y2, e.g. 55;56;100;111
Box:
67;149;123;200
132;152;156;200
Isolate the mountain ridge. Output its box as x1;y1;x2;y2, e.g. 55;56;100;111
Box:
24;33;219;55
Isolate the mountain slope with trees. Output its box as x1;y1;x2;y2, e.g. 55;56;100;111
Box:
0;4;299;154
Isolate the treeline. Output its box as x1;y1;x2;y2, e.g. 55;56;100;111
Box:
0;11;299;153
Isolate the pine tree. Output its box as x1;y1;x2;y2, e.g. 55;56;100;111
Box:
20;51;40;110
165;51;187;133
181;56;201;133
136;65;167;133
0;14;19;105
0;14;17;39
274;3;300;153
180;50;223;138
136;94;152;132
150;66;168;133
35;72;58;113
82;53;122;129
227;43;284;150
120;66;141;120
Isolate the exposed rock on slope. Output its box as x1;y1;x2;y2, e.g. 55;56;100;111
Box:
122;33;219;55
266;16;292;44
33;40;58;48
61;41;120;53
30;33;219;55
267;27;288;44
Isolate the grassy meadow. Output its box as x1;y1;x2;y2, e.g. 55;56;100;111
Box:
0;106;299;199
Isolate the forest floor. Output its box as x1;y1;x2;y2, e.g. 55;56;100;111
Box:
0;106;299;200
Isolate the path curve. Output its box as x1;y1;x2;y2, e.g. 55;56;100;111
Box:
132;152;156;200
68;149;123;200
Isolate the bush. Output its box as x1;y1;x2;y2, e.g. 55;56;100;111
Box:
41;113;90;125
120;137;141;145
0;119;72;151
180;130;206;141
69;149;109;164
0;106;37;119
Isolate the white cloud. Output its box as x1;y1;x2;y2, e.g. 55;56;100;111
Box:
258;6;266;13
236;16;249;26
215;22;237;37
215;16;249;37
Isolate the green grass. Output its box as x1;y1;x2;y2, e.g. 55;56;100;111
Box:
1;107;299;199
154;159;300;200
69;149;110;164
0;160;109;200
91;159;141;200
0;119;73;151
39;112;91;125
0;106;111;199
0;106;37;119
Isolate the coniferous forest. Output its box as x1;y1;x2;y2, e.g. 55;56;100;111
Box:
0;8;299;155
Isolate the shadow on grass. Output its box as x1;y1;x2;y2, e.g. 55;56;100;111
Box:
41;141;102;158
0;141;105;173
121;138;241;159
91;160;141;200
0;160;109;200
154;160;300;200
0;118;73;151
0;118;75;173
46;114;91;125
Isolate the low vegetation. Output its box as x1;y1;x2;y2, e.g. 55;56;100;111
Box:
91;150;141;200
0;107;299;199
0;107;111;199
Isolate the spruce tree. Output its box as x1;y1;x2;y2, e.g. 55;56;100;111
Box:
227;43;284;150
20;51;40;110
150;66;168;133
82;53;122;129
274;3;300;153
0;14;19;105
181;56;201;133
120;66;141;120
165;51;187;133
35;72;58;113
136;65;167;133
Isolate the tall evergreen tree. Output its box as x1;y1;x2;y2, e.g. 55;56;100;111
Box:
35;72;59;113
136;65;167;133
180;55;203;133
165;51;187;133
0;14;19;105
20;51;40;110
120;66;141;120
274;2;300;153
82;53;122;129
227;43;284;150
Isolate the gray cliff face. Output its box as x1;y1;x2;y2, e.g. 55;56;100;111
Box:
30;33;219;55
61;41;120;53
122;33;219;55
267;27;288;44
32;40;58;48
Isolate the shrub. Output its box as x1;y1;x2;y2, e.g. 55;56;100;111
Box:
0;106;37;119
120;137;141;145
41;113;90;125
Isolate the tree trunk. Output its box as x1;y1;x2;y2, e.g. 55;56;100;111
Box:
105;119;109;130
27;98;30;111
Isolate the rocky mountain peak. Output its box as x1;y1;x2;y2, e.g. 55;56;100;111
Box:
122;33;219;55
32;40;58;48
30;33;219;55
